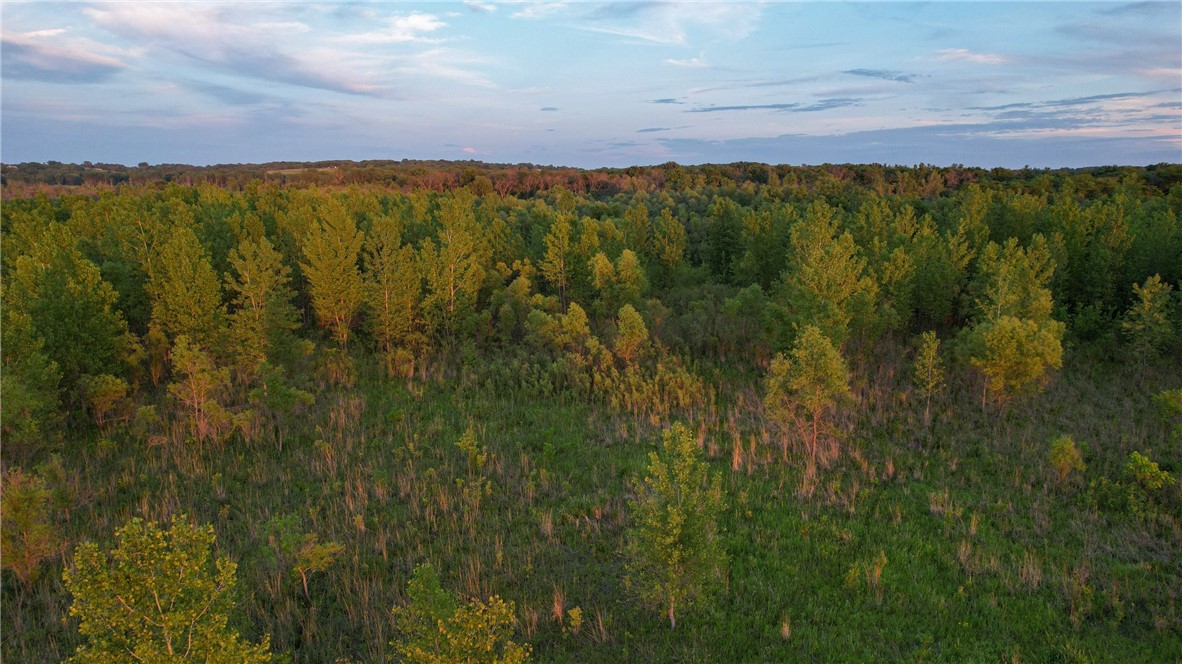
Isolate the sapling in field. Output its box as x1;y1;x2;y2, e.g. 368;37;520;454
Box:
625;423;726;630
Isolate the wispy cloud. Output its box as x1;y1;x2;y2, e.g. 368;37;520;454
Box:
342;13;447;44
577;2;763;45
843;68;917;83
637;127;670;133
464;1;497;14
650;98;685;105
937;48;1008;65
688;103;801;113
509;2;569;21
540;106;559;111
1;30;129;83
665;57;708;68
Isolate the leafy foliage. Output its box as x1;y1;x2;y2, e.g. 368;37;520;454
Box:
63;515;272;663
391;563;530;664
625;423;726;630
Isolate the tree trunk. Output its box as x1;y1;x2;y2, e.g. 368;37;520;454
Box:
668;595;676;630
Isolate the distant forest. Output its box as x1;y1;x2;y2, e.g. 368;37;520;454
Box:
2;160;1180;662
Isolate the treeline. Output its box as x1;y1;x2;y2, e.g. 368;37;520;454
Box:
2;162;1181;661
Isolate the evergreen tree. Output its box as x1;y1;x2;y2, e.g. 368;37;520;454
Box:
0;304;61;457
626;423;726;630
63;515;272;663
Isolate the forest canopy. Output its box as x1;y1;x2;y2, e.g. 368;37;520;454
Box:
2;160;1180;662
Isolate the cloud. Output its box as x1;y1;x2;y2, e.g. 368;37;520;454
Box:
937;48;1009;65
577;2;763;45
843;68;916;83
795;98;861;112
665;57;708;68
185;79;272;105
342;12;447;44
688;103;800;113
464;1;497;13
540;106;559;111
650;98;685;105
1;30;128;83
462;146;478;154
637;127;670;133
83;4;379;95
510;2;569;20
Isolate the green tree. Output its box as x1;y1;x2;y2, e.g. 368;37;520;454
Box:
650;208;687;283
168;336;231;443
392;563;531;664
613;304;649;366
968;315;1064;408
78;373;130;430
625;423;726;630
1121;274;1175;361
540;213;574;309
964;236;1065;408
291;534;343;599
421;192;488;340
0;304;61;457
363;224;424;375
7;240;136;390
1;467;59;586
1049;435;1086;484
779;200;877;347
301;202;364;346
63;515;272;663
912;331;945;427
764;325;852;467
148;225;226;353
225;236;300;377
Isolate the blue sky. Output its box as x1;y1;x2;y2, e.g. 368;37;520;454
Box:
2;1;1179;168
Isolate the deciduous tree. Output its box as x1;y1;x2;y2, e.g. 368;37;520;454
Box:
63;515;272;663
625;423;726;630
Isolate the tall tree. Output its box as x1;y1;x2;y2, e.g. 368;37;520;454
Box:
301;201;364;346
964;236;1065;407
779;200;877;347
421;192;487;340
626;423;726;630
363;221;425;375
764;325;852;468
225;235;300;377
147;225;226;353
540;213;574;310
1121;274;1175;362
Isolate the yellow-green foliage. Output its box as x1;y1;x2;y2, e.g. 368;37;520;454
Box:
764;325;852;464
392;563;530;664
1;467;59;585
1126;451;1173;492
1049;435;1086;483
63;515;272;663
625;423;726;630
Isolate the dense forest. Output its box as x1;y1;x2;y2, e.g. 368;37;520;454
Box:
2;160;1180;662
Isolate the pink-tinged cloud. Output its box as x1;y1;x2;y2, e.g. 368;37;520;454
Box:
937;48;1009;65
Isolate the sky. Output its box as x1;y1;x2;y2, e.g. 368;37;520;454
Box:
2;1;1180;169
